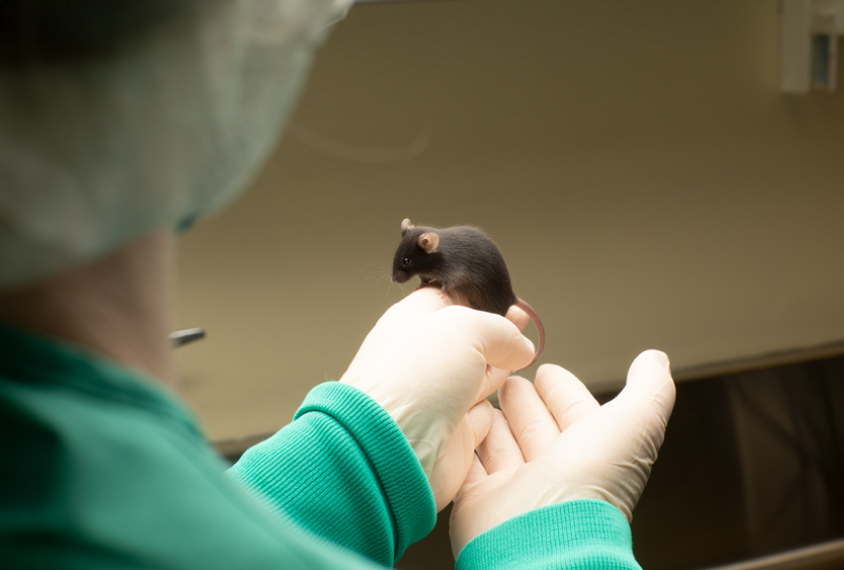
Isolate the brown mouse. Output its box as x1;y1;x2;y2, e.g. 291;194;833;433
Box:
391;218;544;366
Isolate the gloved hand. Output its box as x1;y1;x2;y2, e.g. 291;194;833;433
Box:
449;350;676;556
340;287;536;511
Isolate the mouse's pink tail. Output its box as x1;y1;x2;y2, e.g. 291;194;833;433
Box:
514;298;545;368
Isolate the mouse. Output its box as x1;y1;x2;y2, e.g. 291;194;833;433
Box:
391;218;545;367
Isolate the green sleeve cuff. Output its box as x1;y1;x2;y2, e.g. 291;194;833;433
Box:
456;499;642;570
293;381;437;558
229;382;436;567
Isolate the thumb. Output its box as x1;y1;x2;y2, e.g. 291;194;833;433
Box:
468;310;535;372
617;349;676;429
605;350;676;521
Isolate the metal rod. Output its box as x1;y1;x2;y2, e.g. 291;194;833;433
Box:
169;328;206;349
700;538;844;570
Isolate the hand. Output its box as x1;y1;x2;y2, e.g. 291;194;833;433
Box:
340;287;535;511
449;350;676;556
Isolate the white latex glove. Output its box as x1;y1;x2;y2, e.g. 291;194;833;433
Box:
449;350;676;556
340;287;535;511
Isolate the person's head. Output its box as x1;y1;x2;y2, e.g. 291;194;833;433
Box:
0;0;205;65
0;0;350;289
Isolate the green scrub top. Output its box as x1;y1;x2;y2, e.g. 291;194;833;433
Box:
0;325;641;569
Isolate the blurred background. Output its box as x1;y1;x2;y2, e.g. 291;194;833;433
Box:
174;1;844;568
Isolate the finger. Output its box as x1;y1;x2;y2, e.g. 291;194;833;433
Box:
460;454;489;491
475;364;512;404
466;400;495;448
534;364;600;431
614;350;676;427
505;304;530;332
499;376;561;461
450;308;534;372
477;409;525;474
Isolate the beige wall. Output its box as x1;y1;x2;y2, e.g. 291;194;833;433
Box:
175;0;844;441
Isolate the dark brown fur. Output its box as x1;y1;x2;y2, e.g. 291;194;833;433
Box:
391;219;545;365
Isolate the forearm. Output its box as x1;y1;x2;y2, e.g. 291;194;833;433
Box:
227;382;436;567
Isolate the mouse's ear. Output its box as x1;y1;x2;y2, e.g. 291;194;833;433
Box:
401;218;413;235
418;232;439;254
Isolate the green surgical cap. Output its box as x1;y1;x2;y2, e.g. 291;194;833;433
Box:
0;0;352;289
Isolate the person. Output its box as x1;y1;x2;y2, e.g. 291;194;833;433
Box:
0;1;676;568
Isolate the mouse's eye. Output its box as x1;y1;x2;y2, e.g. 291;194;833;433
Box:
402;257;411;267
